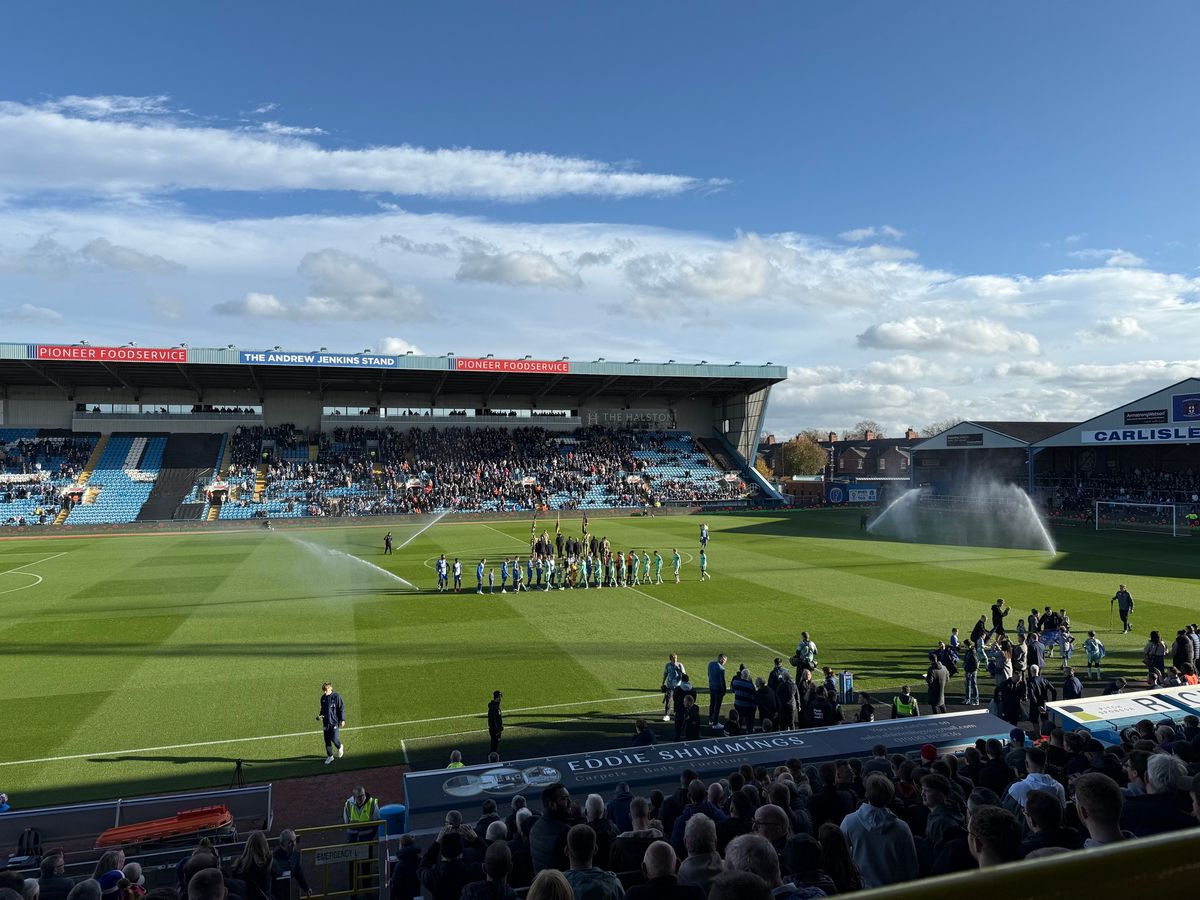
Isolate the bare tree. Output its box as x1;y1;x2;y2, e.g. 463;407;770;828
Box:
841;419;885;440
920;417;962;437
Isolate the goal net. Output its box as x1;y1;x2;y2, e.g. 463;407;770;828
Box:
1095;501;1180;537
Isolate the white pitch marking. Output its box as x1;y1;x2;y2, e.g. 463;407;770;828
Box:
0;692;663;768
0;551;67;596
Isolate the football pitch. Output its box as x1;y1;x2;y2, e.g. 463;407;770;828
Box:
1;509;1196;808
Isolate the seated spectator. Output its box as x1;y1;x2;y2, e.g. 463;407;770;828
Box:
388;835;420;900
624;841;705;900
38;852;74;900
562;824;623;900
677;814;722;894
418;830;484;900
1018;789;1082;858
965;806;1021;868
782;834;838;897
585;793;618;869
611;797;663;874
749;804;791;858
187;870;226;900
525;870;574;900
706;872;771;900
670;780;729;854
506;810;536;889
716;787;755;853
1005;747;1066;811
477;799;502;834
1074;773;1132;848
1120;754;1196;837
724;834;817;899
838;774;918;889
461;842;518;900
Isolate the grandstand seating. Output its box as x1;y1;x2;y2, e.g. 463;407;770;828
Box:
62;434;167;525
215;426;754;520
1;430;99;526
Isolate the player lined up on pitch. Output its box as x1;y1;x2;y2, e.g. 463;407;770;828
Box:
407;515;715;592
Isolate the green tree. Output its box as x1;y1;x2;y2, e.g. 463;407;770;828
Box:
778;437;828;476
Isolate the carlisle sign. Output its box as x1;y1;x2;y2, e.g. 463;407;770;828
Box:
1082;427;1200;445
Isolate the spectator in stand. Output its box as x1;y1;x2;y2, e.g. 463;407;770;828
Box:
1120;754;1196;837
724;834;816;899
526;870;574;900
677;814;722;894
584;793;618;869
838;774;918;889
966;806;1021;868
1017;790;1082;858
531;783;582;874
562;824;623;900
388;835;421;900
706;872;770;900
65;884;101;900
1006;747;1066;811
1074;774;1132;848
418;830;484;900
611;797;663;874
38;853;74;900
920;774;964;851
624;841;705;900
186;870;225;900
232;832;273;900
461;842;518;900
810;762;856;831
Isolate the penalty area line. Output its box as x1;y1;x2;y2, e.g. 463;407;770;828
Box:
0;692;663;769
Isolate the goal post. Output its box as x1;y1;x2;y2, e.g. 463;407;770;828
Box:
1095;501;1182;537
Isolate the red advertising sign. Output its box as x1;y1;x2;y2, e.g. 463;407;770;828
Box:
36;345;188;364
455;357;570;375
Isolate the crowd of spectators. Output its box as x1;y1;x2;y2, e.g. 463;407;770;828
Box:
380;705;1200;900
216;425;752;517
1039;469;1200;519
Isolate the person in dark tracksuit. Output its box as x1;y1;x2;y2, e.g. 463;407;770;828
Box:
317;681;346;764
488;690;504;755
990;598;1010;638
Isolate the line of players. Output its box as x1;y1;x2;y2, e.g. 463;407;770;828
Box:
430;521;712;593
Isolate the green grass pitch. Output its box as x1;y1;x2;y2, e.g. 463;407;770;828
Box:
0;509;1195;808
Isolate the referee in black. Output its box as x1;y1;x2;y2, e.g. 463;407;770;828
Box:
487;690;504;755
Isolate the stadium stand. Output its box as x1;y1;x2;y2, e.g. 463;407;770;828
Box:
61;434;166;525
1;430;98;526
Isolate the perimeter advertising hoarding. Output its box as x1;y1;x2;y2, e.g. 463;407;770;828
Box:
402;710;1011;831
1048;684;1200;739
454;357;571;374
35;345;188;364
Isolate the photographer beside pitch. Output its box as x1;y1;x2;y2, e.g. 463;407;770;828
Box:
317;681;346;765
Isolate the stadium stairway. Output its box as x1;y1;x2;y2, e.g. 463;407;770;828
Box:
703;431;787;503
252;463;268;501
53;435;109;524
137;433;225;521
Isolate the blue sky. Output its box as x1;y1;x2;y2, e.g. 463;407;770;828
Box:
2;2;1199;435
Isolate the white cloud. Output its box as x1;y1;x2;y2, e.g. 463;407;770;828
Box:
1076;316;1148;342
1068;247;1146;267
620;232;936;316
80;238;184;274
4;302;63;323
455;246;582;290
212;249;426;321
258;121;328;137
992;360;1062;378
862;354;941;382
0;97;713;201
839;224;904;242
379;336;423;355
857;316;1040;354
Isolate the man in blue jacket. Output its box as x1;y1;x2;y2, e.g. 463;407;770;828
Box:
707;653;728;728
